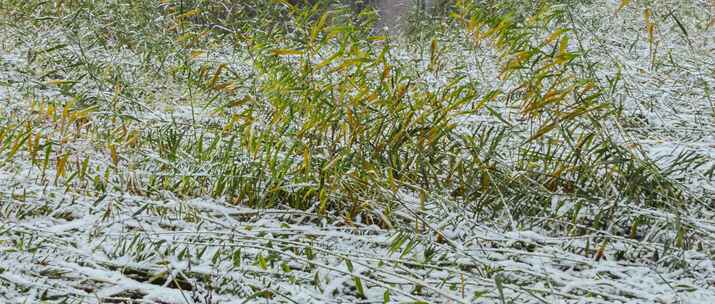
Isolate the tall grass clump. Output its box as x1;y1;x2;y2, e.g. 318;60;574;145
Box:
3;0;691;224
451;1;688;209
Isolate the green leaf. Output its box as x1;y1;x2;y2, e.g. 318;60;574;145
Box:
232;249;241;267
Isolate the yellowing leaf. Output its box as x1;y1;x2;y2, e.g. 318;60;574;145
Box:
214;82;237;93
73;105;98;121
315;52;340;70
177;9;200;19
271;49;303;57
57;154;68;178
191;50;205;60
528;121;558;142
545;28;565;44
616;0;630;15
208;64;226;88
47;104;56;122
559;35;569;56
109;144;118;165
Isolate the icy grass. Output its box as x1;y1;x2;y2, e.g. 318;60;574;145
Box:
0;0;714;303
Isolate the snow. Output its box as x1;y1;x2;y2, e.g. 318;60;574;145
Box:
1;1;714;303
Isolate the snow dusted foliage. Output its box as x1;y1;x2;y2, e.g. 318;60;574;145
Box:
0;0;714;303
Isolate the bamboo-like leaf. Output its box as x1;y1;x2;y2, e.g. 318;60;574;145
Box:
528;121;558;142
310;11;330;46
616;0;630;15
176;8;200;19
57;153;67;178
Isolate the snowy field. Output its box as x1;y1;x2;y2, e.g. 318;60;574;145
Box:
1;1;714;303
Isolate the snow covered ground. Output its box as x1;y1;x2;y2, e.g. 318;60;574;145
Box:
1;1;714;303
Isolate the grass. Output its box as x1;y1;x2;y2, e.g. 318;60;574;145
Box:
0;0;714;303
